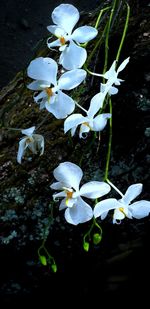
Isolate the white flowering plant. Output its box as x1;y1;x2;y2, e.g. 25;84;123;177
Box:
4;2;150;271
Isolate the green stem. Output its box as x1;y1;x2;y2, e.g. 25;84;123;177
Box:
83;220;95;244
95;6;111;29
103;0;117;76
83;217;102;245
93;217;103;235
104;97;112;181
116;2;130;62
2;127;22;131
81;6;111;49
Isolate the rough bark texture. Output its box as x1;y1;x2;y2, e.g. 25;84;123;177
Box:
0;1;150;306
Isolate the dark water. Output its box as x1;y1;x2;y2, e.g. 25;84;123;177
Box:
0;0;99;89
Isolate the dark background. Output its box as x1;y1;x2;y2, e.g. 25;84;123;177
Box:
0;0;99;89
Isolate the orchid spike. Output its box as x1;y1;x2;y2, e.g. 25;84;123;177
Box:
17;126;44;164
50;162;111;225
64;92;111;138
47;4;98;70
27;57;86;119
94;183;150;224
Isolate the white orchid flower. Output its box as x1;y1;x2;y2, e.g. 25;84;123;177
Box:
50;162;111;225
27;57;86;119
94;183;150;224
64;92;111;138
17;126;44;164
47;4;98;70
100;57;130;95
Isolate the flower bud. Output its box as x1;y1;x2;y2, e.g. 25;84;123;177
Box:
83;241;89;252
51;263;57;273
39;255;47;266
93;233;102;245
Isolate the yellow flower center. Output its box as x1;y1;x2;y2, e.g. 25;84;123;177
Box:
119;207;126;216
66;191;73;199
25;137;33;144
45;87;53;97
59;36;66;45
65;190;74;206
80;122;92;131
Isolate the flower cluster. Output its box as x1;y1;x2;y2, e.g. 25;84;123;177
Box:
16;4;150;229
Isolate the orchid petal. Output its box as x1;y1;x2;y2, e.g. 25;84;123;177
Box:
114;78;124;86
121;184;143;205
33;134;44;155
59;198;67;210
80;181;111;199
27;57;58;85
71;26;98;43
50;182;63;190
53;162;83;191
129;200;150;219
100;83;110;95
27;140;37;154
53;191;66;201
46;90;75;119
27;80;49;91
117;57;130;73
51;4;79;35
47;38;62;49
59;40;87;70
45;94;57;112
64;197;93;225
109;86;118;95
64;113;86;133
79;123;90;138
34;90;47;103
21;126;35;136
94;198;118;218
58;69;86;90
71;127;77;137
103;61;116;79
101;211;109;220
92;113;111;131
47;25;65;37
88;92;105;118
113;208;125;223
17;138;27;164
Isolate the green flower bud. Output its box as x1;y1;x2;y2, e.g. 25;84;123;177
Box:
83;241;89;252
93;233;102;245
51;263;57;273
39;255;47;266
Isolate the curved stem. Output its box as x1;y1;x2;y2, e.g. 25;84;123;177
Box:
116;2;130;62
93;217;103;235
85;23;108;71
2;127;22;131
104;97;112;181
103;0;117;76
95;6;111;29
